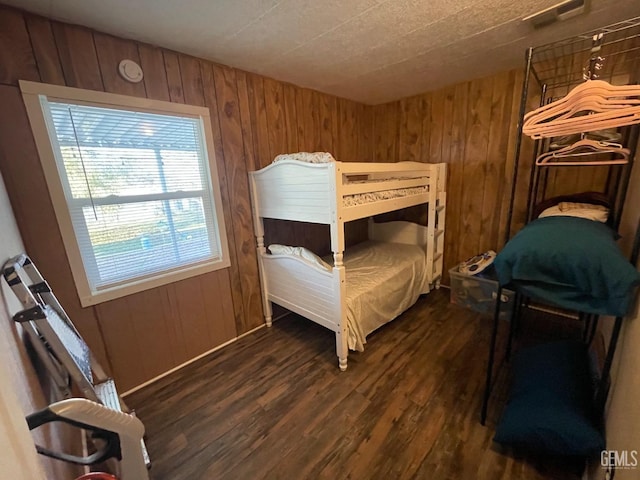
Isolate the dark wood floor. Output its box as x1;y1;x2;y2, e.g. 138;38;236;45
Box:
127;289;581;480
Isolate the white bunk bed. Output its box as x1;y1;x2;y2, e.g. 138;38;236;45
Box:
249;157;447;370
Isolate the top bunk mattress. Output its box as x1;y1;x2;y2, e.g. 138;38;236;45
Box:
333;240;427;351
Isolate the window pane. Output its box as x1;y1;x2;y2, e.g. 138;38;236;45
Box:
49;103;204;199
43;100;224;293
161;149;203;192
83;198;216;289
60;145;164;197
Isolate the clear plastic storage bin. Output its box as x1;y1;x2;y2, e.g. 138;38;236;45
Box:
449;264;515;320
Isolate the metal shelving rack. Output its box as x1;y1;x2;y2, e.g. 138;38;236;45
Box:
481;16;640;425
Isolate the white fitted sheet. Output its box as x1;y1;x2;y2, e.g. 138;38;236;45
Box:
330;240;427;351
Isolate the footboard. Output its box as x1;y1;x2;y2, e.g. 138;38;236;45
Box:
259;253;349;371
261;254;343;333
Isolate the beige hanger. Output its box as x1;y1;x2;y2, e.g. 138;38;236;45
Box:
525;82;639;125
535;138;630;166
527;109;640;138
523;80;640;139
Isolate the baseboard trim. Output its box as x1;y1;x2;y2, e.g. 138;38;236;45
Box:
121;323;266;397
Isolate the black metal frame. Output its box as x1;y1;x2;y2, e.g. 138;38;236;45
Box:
480;16;640;425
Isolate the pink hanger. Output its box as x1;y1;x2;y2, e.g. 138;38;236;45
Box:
535;138;630;166
523;80;640;139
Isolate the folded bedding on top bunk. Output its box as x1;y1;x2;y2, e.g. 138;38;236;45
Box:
333;240;427;351
343;176;430;207
494;216;640;316
273;152;335;163
343;186;429;207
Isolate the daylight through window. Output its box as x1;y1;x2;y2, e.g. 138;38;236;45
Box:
21;82;229;305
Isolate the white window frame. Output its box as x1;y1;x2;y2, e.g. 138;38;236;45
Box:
20;80;231;307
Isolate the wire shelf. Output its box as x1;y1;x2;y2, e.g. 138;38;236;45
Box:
530;16;640;97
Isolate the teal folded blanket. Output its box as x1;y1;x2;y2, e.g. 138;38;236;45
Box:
495;216;640;316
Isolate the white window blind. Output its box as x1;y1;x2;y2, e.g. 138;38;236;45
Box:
43;101;223;293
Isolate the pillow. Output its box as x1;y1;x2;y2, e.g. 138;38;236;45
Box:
267;244;332;271
533;192;610;219
494;216;639;316
273;152;335;164
494;341;604;456
538;202;609;223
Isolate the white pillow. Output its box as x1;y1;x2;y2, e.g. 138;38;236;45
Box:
267;244;332;271
273;152;335;164
538;202;609;223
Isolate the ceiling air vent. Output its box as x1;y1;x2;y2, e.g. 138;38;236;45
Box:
523;0;589;29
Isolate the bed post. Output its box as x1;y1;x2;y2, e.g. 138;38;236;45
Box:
335;273;348;372
330;163;348;371
248;173;273;327
256;233;273;327
332;236;348;371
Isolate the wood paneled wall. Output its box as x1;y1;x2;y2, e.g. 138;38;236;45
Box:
0;6;373;390
372;70;524;282
371;69;612;283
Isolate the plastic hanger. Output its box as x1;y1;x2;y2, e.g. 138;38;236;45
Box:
535;138;630;166
523;80;640;139
529;113;640;138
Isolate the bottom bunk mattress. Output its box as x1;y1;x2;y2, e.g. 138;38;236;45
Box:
494;216;640;316
335;240;427;351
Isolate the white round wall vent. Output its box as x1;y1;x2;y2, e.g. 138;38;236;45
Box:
118;59;144;83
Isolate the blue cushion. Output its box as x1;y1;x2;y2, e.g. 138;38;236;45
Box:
494;341;604;456
494;216;640;316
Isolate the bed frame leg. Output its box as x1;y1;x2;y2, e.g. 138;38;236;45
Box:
263;299;272;327
256;232;272;328
336;331;348;371
262;297;273;327
338;357;347;371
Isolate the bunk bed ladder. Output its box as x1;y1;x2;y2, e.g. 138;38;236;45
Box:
430;164;447;288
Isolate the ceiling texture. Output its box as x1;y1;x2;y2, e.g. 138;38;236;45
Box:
5;0;640;104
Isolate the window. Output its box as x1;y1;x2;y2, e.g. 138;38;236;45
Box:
21;81;230;306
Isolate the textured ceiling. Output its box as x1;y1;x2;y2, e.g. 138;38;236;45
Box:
5;0;640;104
